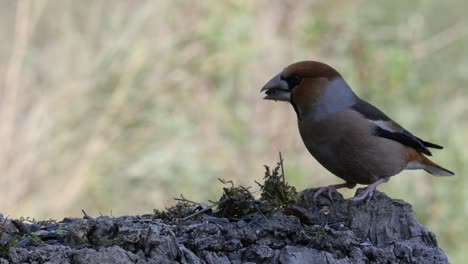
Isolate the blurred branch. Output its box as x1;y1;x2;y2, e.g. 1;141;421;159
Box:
411;20;468;60
0;0;49;211
55;37;151;211
0;0;31;207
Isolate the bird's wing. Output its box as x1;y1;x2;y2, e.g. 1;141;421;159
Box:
371;126;433;155
351;98;442;156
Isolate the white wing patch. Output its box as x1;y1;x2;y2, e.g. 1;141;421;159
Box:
370;120;398;132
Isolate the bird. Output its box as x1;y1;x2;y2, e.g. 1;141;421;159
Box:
260;61;454;202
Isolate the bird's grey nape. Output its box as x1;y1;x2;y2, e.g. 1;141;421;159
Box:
308;77;357;121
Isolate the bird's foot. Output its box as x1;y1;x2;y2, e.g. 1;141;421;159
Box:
351;187;375;203
313;182;356;203
351;177;389;203
313;186;336;202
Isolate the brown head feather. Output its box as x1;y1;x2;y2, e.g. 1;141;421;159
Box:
284;61;343;116
282;61;341;80
291;78;328;113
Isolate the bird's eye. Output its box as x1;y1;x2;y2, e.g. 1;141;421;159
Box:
281;75;303;88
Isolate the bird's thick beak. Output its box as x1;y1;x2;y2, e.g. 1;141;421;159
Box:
260;73;290;102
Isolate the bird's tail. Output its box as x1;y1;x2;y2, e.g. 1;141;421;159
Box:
406;149;454;176
422;159;454;177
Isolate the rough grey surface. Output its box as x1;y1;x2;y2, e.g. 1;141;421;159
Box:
0;189;449;263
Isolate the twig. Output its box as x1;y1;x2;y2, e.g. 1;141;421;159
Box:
279;152;285;182
181;201;220;221
174;194;199;205
218;178;234;188
81;209;90;218
255;180;264;188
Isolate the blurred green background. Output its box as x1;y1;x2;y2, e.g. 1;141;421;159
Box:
0;0;466;262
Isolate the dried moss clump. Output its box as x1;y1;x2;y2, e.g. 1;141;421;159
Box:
153;154;301;222
215;179;257;219
17;216;57;227
154;200;201;222
256;155;300;213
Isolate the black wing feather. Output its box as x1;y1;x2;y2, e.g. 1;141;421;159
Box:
351;98;390;121
372;127;433;156
415;136;443;149
352;98;444;154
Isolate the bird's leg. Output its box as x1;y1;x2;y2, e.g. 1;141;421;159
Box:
313;182;356;202
351;177;389;202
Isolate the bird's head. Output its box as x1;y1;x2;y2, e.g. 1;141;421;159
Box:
261;61;341;102
261;61;354;120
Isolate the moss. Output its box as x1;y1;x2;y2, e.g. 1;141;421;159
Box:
154;154;302;222
215;179;256;219
18;216;58;226
154;201;199;221
0;238;17;258
26;233;44;247
256;157;300;213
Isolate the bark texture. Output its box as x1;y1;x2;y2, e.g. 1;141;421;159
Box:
0;189;449;264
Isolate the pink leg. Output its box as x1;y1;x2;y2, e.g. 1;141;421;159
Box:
313;182;356;202
351;177;389;202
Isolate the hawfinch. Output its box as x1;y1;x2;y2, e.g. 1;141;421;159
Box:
261;61;454;202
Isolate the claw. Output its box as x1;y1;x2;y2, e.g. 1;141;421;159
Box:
351;177;389;202
313;182;356;203
350;187;375;202
313;186;336;202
